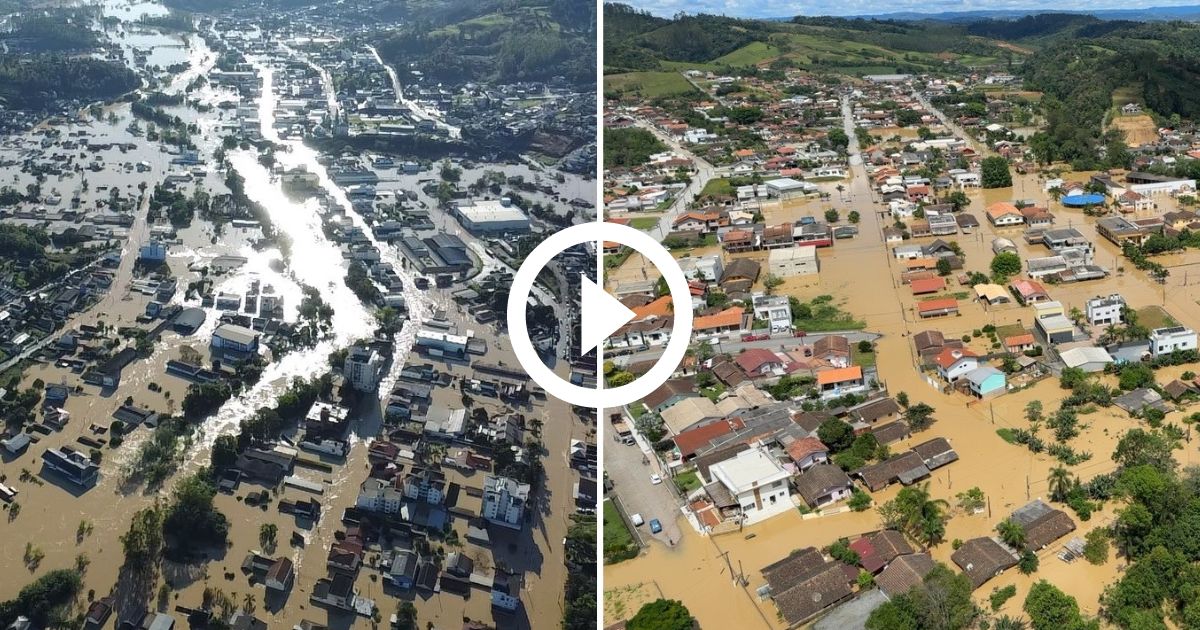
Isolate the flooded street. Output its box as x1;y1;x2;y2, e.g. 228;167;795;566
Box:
603;91;1200;626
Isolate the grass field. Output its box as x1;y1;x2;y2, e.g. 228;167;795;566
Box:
603;499;639;564
673;470;701;493
605;71;697;99
713;41;781;66
699;178;734;198
629;216;661;230
851;343;877;368
1137;305;1178;330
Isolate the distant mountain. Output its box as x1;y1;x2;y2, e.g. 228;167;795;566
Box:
858;5;1200;22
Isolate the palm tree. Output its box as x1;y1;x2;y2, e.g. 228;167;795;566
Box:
993;616;1029;630
1048;466;1072;502
241;593;256;616
997;518;1027;549
1048;185;1064;209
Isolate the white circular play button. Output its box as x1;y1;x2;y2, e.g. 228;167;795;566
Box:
506;222;693;408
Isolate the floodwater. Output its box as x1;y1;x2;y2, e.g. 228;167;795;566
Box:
0;1;592;627
603;98;1200;625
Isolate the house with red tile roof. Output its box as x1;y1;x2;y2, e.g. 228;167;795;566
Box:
917;298;958;318
910;277;946;295
816;366;865;399
934;347;979;381
785;437;829;471
735;348;786;377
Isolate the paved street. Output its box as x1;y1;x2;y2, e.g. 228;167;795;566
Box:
606;423;686;548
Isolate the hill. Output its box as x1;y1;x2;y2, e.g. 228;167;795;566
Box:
373;0;594;87
603;4;1017;78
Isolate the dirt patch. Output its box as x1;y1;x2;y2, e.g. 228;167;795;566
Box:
1112;114;1158;146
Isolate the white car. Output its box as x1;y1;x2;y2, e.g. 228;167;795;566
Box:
650;474;663;485
631;513;644;527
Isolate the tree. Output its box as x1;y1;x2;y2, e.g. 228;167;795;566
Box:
210;435;238;471
848;210;861;224
1048;466;1072;502
259;523;278;550
1018;549;1039;574
997;518;1027;549
1025;400;1044;424
763;274;784;295
1112;429;1177;473
628;599;694;630
936;257;952;276
990;252;1022;281
946;190;971;211
393;602;418;630
867;565;976;630
1083;528;1109;565
1024;580;1098;630
824;209;840;223
982;156;1013;189
1117;363;1155;391
904;403;936;431
818;419;855;452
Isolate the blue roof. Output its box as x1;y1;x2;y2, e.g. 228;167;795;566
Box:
1061;193;1106;206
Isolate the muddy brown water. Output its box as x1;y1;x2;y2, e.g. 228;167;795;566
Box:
603;163;1199;626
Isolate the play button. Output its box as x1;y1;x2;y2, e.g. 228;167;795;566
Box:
506;222;692;408
580;276;636;355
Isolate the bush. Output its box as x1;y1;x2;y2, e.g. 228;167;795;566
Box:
990;584;1018;611
848;487;871;511
1083;528;1110;565
1018;550;1039;574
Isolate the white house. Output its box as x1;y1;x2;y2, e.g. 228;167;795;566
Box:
1150;326;1198;359
752;294;792;333
934;347;980;382
1085;294;1125;326
707;444;792;524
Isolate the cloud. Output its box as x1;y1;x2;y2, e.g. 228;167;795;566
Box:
620;0;1200;18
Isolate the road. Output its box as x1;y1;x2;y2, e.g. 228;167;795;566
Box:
911;90;992;157
628;118;720;240
606;423;685;547
366;44;462;139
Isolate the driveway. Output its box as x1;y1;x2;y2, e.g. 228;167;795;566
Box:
606;423;686;547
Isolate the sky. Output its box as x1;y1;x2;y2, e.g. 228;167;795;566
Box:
622;0;1200;19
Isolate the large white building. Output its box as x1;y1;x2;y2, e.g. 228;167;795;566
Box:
483;475;530;529
707;444;792;524
344;346;384;392
356;478;403;514
768;246;819;277
452;198;531;234
1150;326;1198;359
211;323;260;354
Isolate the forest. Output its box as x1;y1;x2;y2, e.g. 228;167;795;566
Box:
374;0;594;86
0;56;140;111
604;127;666;169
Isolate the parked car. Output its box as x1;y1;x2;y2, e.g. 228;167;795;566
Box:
631;513;644;527
650;474;662;485
794;329;807;338
741;333;769;342
649;518;663;534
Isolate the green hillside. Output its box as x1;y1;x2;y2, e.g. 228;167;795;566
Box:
603;3;1015;77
